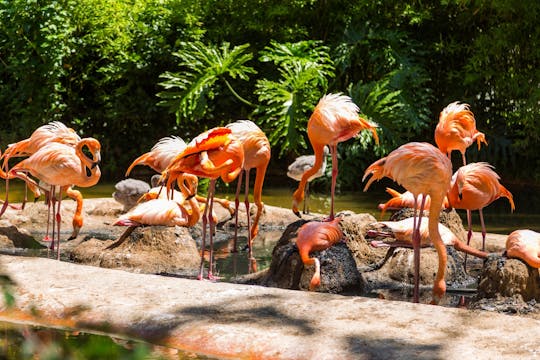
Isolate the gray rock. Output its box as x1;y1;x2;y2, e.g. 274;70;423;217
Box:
112;178;151;211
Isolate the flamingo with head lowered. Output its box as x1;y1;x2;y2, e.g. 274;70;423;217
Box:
125;136;234;215
363;142;452;304
161;127;244;280
107;175;200;250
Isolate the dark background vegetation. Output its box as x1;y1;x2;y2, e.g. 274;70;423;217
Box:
1;0;538;189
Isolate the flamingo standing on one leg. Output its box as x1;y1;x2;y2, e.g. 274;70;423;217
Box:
363;142;452;304
8;138;101;259
434;101;487;166
107;176;200;250
292;93;379;220
505;229;540;268
447;162;515;255
226;120;271;269
296;217;343;290
287;146;329;215
161;127;244;280
125;136;234;214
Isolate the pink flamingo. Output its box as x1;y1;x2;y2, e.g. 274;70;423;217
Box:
363;142;452;304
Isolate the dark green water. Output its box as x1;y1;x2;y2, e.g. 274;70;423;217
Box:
0;320;214;359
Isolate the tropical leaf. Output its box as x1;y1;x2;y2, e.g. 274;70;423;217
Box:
157;41;256;123
253;41;335;157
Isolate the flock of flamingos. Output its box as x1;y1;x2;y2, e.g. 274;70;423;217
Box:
0;93;538;305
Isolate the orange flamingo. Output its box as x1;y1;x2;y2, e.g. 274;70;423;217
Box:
0;121;81;215
107;176;200;250
126;136;234;214
7;138;101;259
447;162;515;252
292;93;378;220
287;146;329;215
434;101;487;166
377;187;450;219
363;142;452;304
226;120;271;265
296;217;343;290
161;127;244;280
505;229;540;268
366;217;488;259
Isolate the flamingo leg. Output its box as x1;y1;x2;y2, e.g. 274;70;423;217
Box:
244;169;256;272
328;144;338;221
232;170;244;253
303;182;310;214
412;195;427;303
44;186;54;242
55;189;63;260
198;187;210;280
0;163;10;216
479;208;487;251
464;209;473;270
207;179;218;280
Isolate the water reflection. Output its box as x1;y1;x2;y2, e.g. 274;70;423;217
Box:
0;321;213;359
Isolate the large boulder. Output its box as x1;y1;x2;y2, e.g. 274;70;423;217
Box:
476;255;540;301
259;218;364;294
70;225;200;275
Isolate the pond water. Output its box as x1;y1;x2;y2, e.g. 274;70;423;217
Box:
0;320;215;359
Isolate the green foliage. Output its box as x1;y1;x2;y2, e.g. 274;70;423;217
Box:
0;0;538;183
157;41;256;125
0;274;15;308
254;41;335;157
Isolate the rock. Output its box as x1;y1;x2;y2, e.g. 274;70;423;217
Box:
112;178;151;212
476;254;540;301
0;225;45;249
70;225;200;275
260;219;364;294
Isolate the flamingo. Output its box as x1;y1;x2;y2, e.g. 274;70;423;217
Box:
366;217;488;259
7;138;101;259
434;101;487;166
287;146;329;215
292;93;379;220
125;136;234;214
296;217;343;290
377;187;450;219
107;175;200;250
161;127;244;280
0;121;81;215
505;229;540;268
447;162;515;255
363;142;452;304
226;120;271;268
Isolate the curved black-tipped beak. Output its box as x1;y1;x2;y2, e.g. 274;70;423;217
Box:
293;210;302;218
458;192;463;201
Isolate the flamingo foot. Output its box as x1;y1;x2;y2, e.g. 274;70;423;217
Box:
206;272;221;281
42;235;52;242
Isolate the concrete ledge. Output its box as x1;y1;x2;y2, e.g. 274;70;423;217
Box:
1;255;538;359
